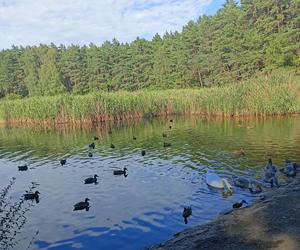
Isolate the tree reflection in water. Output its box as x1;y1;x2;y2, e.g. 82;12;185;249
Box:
0;178;39;250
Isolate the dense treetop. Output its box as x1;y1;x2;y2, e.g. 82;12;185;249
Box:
0;0;299;99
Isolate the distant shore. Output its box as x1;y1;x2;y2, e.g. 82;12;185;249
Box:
148;176;300;250
0;72;299;125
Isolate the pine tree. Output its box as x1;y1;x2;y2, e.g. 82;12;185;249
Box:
38;47;66;96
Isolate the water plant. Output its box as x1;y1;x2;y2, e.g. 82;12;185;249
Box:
0;71;299;124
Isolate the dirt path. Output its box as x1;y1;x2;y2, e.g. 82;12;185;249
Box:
148;176;300;250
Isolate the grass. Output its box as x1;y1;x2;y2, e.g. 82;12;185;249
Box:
0;70;299;124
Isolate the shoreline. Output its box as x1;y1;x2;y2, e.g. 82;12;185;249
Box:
148;176;300;250
0;113;298;128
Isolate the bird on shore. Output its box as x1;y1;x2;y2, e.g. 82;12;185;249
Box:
169;126;172;129
94;136;99;140
73;198;90;211
89;142;95;149
233;148;245;157
162;133;167;138
170;119;173;122
24;191;40;200
232;200;247;209
108;130;112;135
84;174;98;184
60;159;66;166
206;173;233;193
133;136;137;140
113;167;128;176
233;176;249;189
182;206;192;224
18;165;28;171
163;142;172;148
110;143;115;149
141;150;146;156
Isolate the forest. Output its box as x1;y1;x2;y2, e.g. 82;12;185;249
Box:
0;0;299;99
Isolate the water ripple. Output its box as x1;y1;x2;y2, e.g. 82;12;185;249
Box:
0;116;300;249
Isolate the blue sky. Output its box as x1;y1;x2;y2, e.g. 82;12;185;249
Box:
0;0;225;49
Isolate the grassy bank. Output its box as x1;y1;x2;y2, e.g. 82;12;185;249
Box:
0;71;299;124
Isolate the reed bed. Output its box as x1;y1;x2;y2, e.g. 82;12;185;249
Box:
0;71;299;124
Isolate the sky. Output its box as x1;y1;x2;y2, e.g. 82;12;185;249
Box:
0;0;225;49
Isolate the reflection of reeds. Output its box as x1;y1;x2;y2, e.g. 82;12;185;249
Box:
0;71;299;124
0;180;39;250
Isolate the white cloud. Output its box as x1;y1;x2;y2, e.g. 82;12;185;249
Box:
0;0;212;49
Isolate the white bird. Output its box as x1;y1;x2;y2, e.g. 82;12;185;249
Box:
206;173;233;193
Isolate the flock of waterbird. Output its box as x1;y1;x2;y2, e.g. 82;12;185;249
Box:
18;120;174;212
16;119;300;224
183;155;300;223
205;157;300;212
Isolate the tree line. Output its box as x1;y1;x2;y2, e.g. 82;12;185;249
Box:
0;0;299;99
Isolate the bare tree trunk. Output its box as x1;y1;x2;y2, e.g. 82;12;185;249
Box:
197;69;203;88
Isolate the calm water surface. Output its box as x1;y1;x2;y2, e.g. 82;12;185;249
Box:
0;116;300;250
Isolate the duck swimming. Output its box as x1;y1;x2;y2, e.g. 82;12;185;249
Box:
60;159;66;166
84;174;98;184
233;176;249;189
133;136;137;140
88;152;93;157
233;200;247;209
162;133;167;138
110;143;115;149
141;150;146;156
73;198;90;211
113;167;128;176
182;206;192;224
18;165;28;171
206;173;233;193
233;148;245;157
89;142;95;149
163;142;172;147
24;191;40;200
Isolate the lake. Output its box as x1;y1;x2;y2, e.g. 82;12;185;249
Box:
0;116;299;250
